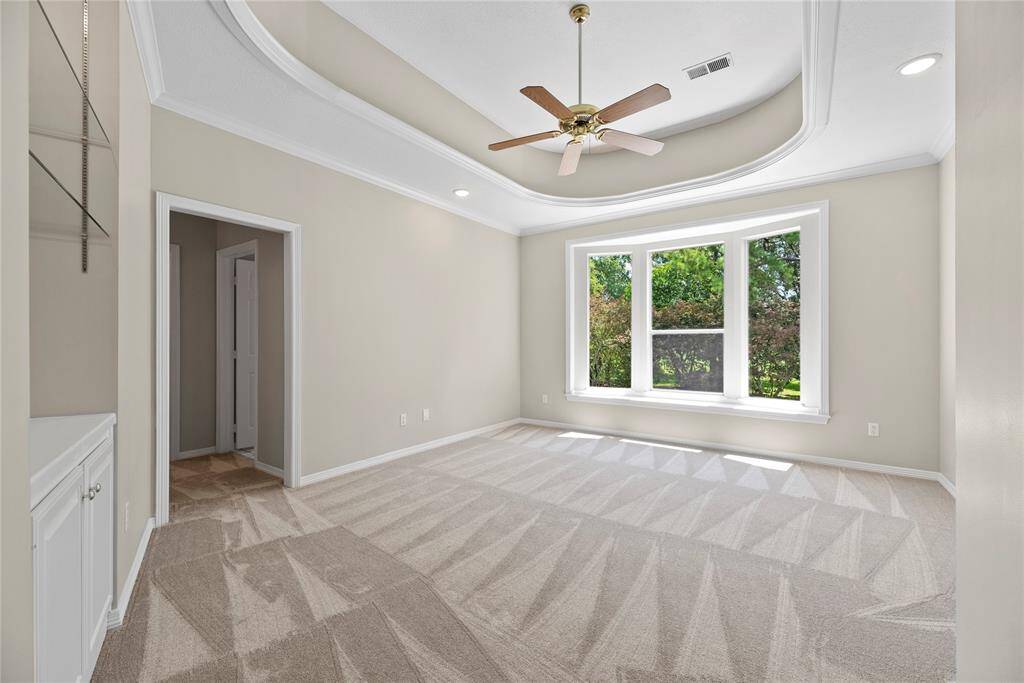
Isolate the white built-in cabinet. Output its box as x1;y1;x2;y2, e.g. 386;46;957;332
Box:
30;414;116;683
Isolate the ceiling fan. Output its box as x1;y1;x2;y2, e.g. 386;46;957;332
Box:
488;3;671;176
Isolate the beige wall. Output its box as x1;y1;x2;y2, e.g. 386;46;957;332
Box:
2;3;36;679
169;213;218;452
169;214;287;470
30;237;117;416
938;148;955;485
151;108;521;477
954;2;1024;678
521;166;940;471
114;0;155;614
217;221;285;470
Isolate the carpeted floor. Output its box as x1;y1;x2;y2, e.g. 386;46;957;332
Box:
94;424;955;681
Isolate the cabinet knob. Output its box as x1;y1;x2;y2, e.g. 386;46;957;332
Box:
83;484;101;501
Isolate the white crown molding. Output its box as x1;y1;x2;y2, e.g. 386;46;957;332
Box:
126;0;164;103
522;152;937;235
216;0;838;209
930;118;955;160
152;91;519;235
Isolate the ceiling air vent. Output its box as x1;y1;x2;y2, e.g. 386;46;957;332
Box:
684;53;733;80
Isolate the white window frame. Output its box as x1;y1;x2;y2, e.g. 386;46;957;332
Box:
566;201;829;424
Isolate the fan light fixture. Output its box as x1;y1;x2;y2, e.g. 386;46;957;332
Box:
488;4;671;177
898;53;941;76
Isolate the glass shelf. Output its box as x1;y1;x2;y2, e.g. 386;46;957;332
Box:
30;150;108;239
29;0;115;239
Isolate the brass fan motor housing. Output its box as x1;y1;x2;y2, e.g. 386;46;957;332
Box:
559;103;600;142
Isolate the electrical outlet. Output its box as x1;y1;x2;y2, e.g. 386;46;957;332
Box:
124;501;130;533
400;412;407;427
867;422;880;437
422;408;430;422
542;394;549;404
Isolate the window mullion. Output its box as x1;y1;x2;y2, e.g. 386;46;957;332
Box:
799;219;821;410
571;249;591;393
722;235;747;399
630;247;651;393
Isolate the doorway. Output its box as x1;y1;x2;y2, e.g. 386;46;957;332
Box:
156;193;302;526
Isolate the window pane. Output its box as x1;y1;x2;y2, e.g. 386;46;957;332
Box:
589;255;631;388
651;244;725;330
652;333;724;392
748;232;801;400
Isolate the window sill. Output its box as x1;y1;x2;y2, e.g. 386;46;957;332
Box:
565;389;830;424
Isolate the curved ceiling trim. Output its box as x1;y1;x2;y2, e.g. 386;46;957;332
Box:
217;0;839;209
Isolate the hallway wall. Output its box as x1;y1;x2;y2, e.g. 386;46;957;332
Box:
169;213;217;452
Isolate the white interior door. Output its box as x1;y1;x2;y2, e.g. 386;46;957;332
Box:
234;258;258;449
169;244;181;459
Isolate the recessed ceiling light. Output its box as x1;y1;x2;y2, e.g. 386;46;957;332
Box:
898;53;941;76
452;188;470;198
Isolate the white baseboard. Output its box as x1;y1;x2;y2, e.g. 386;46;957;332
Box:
171;446;216;461
518;417;953;489
297;415;954;497
299;419;520;487
936;473;956;498
254;460;284;478
107;516;155;629
231;449;283;479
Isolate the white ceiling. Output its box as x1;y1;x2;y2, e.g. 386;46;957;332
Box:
327;1;803;153
133;0;954;234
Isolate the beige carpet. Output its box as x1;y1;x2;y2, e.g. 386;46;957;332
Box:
95;425;955;681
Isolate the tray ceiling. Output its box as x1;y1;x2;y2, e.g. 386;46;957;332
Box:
129;0;954;235
326;1;803;153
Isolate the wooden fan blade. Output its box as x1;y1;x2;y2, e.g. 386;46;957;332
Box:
558;140;583;176
595;84;671;124
488;130;562;151
597;129;665;156
520;86;575;120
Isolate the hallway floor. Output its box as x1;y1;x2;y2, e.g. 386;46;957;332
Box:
94;426;955;681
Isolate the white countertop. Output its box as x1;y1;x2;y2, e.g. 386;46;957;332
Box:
30;413;116;509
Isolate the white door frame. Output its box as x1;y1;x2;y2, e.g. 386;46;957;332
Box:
169;244;181;461
216;240;258;455
156;192;302;526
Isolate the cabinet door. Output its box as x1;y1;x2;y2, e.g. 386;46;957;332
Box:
82;436;114;677
33;469;85;683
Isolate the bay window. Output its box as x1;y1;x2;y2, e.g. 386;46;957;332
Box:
567;202;828;423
